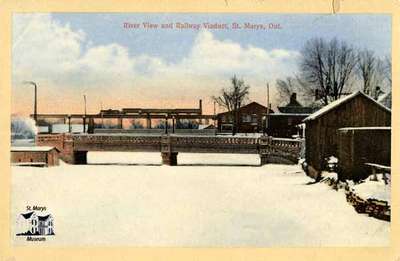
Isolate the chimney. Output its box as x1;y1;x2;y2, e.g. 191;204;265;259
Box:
374;86;383;100
290;93;297;104
315;89;320;101
199;99;202;114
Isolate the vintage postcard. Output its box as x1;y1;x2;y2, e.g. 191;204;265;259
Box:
1;0;399;260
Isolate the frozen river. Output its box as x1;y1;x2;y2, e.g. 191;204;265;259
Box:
11;152;389;246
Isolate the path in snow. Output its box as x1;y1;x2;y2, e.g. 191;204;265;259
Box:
11;152;389;246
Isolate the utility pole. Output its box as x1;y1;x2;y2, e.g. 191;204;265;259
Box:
83;95;87;133
23;81;38;125
100;101;104;128
266;82;270;135
213;101;216;128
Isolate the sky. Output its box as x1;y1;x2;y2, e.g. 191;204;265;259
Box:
11;13;391;116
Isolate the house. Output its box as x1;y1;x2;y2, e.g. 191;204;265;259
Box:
11;146;60;167
16;212;54;236
303;91;391;179
217;102;273;133
267;93;315;138
378;91;392;109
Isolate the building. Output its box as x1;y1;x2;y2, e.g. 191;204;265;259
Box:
217;102;273;133
337;127;391;180
16;212;54;236
303;91;391;179
268;93;315;138
11;146;60;167
378;91;392;109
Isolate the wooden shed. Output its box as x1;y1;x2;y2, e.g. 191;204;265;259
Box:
303;91;391;179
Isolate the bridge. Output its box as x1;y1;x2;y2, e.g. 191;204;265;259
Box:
36;134;303;165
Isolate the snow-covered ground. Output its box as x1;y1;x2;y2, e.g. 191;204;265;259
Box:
11;153;389;246
353;174;391;204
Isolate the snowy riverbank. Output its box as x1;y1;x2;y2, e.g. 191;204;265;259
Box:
11;152;389;246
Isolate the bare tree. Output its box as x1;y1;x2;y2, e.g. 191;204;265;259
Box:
275;75;315;106
213;75;250;135
357;49;375;95
300;38;358;105
357;49;386;95
276;77;296;105
384;55;392;85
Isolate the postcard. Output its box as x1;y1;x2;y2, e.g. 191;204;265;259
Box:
1;0;399;260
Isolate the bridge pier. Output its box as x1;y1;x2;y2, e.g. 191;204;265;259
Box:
260;154;269;166
161;152;178;166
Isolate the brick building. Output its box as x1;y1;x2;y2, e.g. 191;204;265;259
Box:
216;102;273;133
11;146;60;167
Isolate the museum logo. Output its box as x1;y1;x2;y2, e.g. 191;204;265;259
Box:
16;206;55;241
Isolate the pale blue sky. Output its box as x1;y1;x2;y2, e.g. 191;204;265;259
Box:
53;13;391;62
12;13;391;115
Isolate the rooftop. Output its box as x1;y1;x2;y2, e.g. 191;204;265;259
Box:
303;91;391;122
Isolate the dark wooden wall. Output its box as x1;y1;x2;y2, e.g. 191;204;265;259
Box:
337;128;390;180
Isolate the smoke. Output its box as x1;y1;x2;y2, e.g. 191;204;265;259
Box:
11;116;38;140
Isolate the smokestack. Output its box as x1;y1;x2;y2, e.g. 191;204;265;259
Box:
199;99;202;114
315;89;320;101
290;93;297;104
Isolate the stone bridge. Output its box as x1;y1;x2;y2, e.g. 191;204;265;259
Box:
36;134;303;165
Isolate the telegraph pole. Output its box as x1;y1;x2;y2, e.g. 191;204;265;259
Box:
83;95;87;133
266;82;270;135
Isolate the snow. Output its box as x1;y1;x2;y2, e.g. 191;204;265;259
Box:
327;156;338;164
11;146;55;152
11;152;389;246
339;127;391;131
303;91;391;122
353;174;391;204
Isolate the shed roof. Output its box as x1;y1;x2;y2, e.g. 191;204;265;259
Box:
303;91;391;122
11;146;59;152
217;102;273;116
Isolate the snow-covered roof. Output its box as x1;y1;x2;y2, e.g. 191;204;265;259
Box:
303;91;391;122
269;113;310;116
338;127;391;131
11;146;57;152
378;91;392;109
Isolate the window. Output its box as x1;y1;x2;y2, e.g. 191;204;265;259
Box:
251;114;258;123
242;114;251;123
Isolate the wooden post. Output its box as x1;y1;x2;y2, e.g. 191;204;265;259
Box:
147;116;152;129
68;116;72;133
83;116;86;133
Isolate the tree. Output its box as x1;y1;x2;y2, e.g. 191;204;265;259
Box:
275;76;314;106
357;49;385;95
384;55;392;85
276;77;296;105
129;119;144;129
300;38;357;105
212;75;250;135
